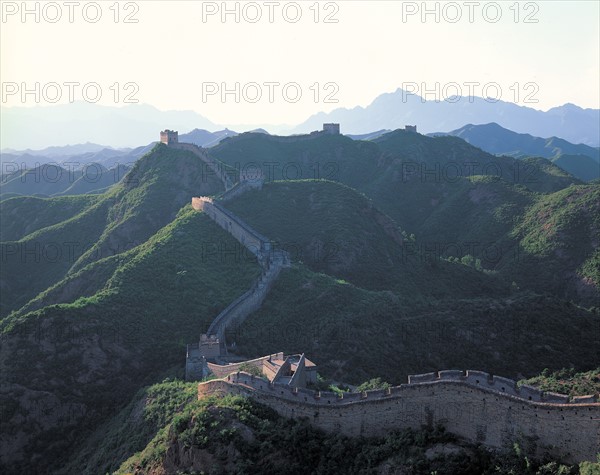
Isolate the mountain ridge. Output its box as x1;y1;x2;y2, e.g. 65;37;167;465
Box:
430;122;600;182
291;89;600;146
1;136;599;473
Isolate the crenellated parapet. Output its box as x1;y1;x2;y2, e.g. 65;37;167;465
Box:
198;370;600;463
407;370;594;404
213;370;598;407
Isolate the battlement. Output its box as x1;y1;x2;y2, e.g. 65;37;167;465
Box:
407;370;593;404
160;129;179;145
214;370;598;407
198;370;600;463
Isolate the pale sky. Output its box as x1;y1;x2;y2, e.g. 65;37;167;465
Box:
1;0;599;126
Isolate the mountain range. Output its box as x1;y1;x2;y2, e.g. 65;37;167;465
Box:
0;129;248;172
2;90;598;150
1;102;217;150
291;90;600;146
3;122;599;189
1;128;598;473
429;122;600;182
0;163;131;199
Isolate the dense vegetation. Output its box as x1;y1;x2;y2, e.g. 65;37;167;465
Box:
61;381;600;475
0;194;101;241
521;368;600;397
442;122;600;182
226;180;508;298
0;163;129;197
1;133;598;473
509;184;600;300
0;204;262;473
0;144;224;317
213;131;598;305
230;265;599;384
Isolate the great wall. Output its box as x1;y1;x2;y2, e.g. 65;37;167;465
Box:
199;370;600;464
159;129;600;464
166;131;291;380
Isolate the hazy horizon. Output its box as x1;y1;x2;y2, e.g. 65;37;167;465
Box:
2;1;598;123
3;1;599;149
2;91;599;151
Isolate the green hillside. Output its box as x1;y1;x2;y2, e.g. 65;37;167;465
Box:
1;164;77;196
230;265;599;385
226;180;507;298
371;130;580;192
56;164;131;196
508;184;600;303
1;136;598;473
59;381;598;475
0;206;261;473
521;367;600;397
442;122;600;183
364;132;579;235
0;196;115;316
212;130;580;238
215;132;598;304
0;163;129;197
414;175;533;260
553;154;600;182
211;131;380;190
0;144;224;317
0;194;100;241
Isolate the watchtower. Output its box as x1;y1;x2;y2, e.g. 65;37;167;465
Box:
199;333;221;359
160;129;179;145
323;123;340;135
240;166;265;190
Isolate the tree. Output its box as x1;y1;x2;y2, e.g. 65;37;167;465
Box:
356;377;391;392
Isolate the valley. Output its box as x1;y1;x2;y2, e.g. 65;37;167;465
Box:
0;127;598;474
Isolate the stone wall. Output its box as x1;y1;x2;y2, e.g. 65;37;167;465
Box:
218;182;251;203
185;344;205;381
198;371;600;464
218;178;263;203
192;197;271;258
172;142;234;190
190;192;290;343
206;257;285;339
207;353;284;379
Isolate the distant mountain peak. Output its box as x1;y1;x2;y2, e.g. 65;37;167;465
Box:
437;122;599;182
291;91;599;146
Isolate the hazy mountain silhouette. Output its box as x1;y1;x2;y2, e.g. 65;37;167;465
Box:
291;89;600;146
1;143;155;170
432;122;599;181
1;102;217;149
179;128;239;147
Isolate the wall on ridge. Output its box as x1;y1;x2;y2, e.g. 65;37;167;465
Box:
173;142;234;190
198;374;600;464
192;197;270;258
191;196;290;340
206;259;285;338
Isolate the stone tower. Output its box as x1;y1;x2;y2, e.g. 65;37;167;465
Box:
160;129;179;145
323;123;340;135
